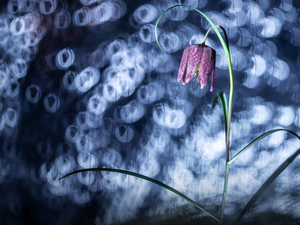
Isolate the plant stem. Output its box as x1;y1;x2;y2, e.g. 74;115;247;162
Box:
155;5;234;224
222;39;233;224
202;24;233;222
226;56;233;163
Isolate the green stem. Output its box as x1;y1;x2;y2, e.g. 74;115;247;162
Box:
202;26;230;54
224;58;234;223
202;25;232;160
226;56;233;163
155;5;234;223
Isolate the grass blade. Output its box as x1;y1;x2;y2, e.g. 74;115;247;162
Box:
220;163;230;222
234;148;300;224
222;92;228;142
210;93;220;115
229;129;300;165
59;168;221;223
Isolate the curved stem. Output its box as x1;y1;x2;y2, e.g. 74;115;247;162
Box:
155;4;233;162
155;5;233;221
155;5;234;223
226;57;233;163
203;25;233;223
202;24;232;162
202;25;230;55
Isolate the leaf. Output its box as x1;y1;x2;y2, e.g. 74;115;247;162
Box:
229;129;300;165
59;168;221;223
210;93;220;115
211;92;228;143
234;147;300;224
228;129;300;223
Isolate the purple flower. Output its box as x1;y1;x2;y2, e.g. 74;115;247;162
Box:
177;44;216;91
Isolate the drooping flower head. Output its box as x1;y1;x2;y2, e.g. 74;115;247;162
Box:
177;44;216;91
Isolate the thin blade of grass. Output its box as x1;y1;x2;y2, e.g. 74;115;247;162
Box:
222;92;228;121
222;92;228;142
59;168;221;223
234;148;300;224
229;129;300;165
220;163;230;222
210;93;221;115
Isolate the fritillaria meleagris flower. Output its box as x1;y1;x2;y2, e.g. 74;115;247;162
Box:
177;44;216;91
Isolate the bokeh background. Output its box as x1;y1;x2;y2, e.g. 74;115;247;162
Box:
0;0;300;224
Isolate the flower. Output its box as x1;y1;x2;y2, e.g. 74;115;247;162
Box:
177;44;216;91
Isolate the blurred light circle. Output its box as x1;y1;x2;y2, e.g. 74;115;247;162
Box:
25;84;41;103
166;6;188;21
6;79;19;97
133;4;158;24
109;0;127;21
4;108;18;127
39;0;57;15
76;112;90;130
115;125;134;143
103;78;122;102
73;8;91;26
75;135;94;152
271;57;290;81
65;125;80;144
158;32;181;53
139;24;157;43
120;100;145;123
89;48;107;68
251;105;271;125
43;94;60;113
11;58;27;78
78;153;98;168
63;71;76;91
7;0;22;14
93;2;115;24
247;55;266;77
88;94;107;115
277;106;295;127
137;83;157;105
259;16;282;38
54;11;71;29
74;67;100;93
55;48;75;70
10;17;25;35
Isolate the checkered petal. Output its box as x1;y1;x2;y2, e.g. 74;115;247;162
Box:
197;45;216;91
177;45;195;83
183;45;203;84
